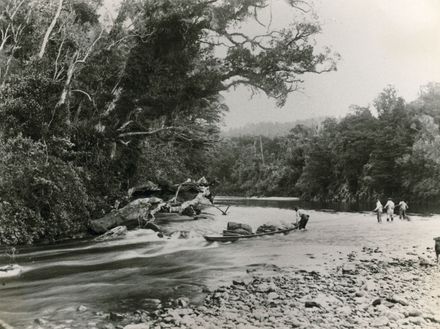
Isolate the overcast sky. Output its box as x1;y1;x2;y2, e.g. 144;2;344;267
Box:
223;0;440;128
103;0;440;129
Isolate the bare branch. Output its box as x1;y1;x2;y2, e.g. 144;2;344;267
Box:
53;30;65;80
118;126;181;138
72;89;92;102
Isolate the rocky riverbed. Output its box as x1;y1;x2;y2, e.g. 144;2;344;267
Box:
21;245;440;329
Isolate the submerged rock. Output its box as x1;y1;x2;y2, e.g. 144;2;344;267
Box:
95;226;127;241
77;305;88;312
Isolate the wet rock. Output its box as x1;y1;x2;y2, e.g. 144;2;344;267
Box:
142;298;161;309
386;295;408;306
202;286;212;293
34;318;48;326
95;226;128;241
305;301;321;308
175;297;189;308
90;198;164;233
109;312;125;321
77;305;88;312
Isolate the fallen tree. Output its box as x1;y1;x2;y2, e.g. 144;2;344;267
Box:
89;177;217;234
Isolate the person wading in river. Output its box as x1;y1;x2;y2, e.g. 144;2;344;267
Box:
398;200;408;220
373;199;383;223
294;207;309;230
384;198;395;222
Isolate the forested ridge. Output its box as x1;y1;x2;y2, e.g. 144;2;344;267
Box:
222;118;324;138
0;0;337;245
209;84;440;202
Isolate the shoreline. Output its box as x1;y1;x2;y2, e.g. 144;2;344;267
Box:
119;247;440;329
22;245;439;329
117;247;440;329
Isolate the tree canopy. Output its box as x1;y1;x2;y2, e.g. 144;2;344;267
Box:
0;0;336;244
209;84;440;203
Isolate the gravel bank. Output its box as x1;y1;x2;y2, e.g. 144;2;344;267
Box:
59;246;440;329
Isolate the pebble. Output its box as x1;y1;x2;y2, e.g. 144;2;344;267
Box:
123;324;150;329
30;248;440;329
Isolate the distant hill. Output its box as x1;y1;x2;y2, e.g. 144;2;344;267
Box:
222;117;326;138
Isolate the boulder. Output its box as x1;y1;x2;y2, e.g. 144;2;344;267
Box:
128;181;161;199
95;226;127;241
90;212;125;234
90;198;163;234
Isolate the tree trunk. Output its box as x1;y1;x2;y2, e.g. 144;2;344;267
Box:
38;0;63;59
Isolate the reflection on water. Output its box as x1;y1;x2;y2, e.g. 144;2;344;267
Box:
1;198;440;328
216;196;440;215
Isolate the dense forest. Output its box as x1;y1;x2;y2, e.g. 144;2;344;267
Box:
209;83;440;202
0;0;337;244
222;118;324;138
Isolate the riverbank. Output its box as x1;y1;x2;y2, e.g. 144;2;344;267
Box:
17;246;439;329
106;247;440;329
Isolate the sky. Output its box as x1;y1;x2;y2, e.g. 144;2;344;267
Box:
222;0;440;128
103;0;440;129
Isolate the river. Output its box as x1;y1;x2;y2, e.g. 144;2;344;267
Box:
1;198;440;328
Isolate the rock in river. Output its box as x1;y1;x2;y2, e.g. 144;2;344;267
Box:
95;226;127;241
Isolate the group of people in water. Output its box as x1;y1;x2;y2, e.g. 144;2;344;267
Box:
374;198;409;223
291;198;411;229
292;199;410;228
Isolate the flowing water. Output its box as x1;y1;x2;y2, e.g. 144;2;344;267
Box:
1;198;440;328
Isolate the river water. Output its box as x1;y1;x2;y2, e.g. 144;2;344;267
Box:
1;198;440;328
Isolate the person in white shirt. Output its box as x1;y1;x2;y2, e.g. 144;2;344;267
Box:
373;200;383;223
384;198;395;222
398;201;408;220
294;207;309;229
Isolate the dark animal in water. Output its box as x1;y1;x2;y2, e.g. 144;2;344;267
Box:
434;237;440;263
